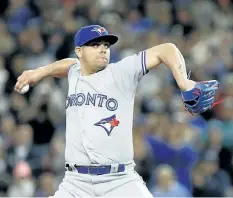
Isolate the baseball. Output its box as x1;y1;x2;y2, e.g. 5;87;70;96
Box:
18;84;29;94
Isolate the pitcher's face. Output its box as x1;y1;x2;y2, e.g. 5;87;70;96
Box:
75;40;110;73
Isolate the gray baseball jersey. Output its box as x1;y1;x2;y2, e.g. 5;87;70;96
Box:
65;50;147;165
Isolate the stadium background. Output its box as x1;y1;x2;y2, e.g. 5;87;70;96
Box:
0;0;233;197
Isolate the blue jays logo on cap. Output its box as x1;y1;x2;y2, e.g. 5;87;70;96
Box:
91;27;106;35
94;114;120;136
74;25;118;47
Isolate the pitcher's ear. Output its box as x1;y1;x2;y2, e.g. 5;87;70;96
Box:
75;47;82;59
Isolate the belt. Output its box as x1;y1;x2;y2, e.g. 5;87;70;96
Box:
65;163;125;175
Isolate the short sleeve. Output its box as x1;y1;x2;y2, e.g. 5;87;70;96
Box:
67;59;80;79
109;50;148;97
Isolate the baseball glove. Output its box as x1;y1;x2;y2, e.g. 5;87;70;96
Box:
181;79;221;114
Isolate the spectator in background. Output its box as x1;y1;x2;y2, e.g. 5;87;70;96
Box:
0;114;16;150
0;19;16;57
28;99;55;146
196;152;231;197
192;164;210;197
126;8;152;34
24;24;55;70
207;96;233;150
8;92;28;123
0;56;9;115
147;117;197;192
26;100;55;177
150;164;191;197
146;0;172;34
190;0;217;31
15;28;31;54
146;118;197;192
213;0;233;30
6;124;33;174
56;10;80;59
199;125;225;169
133;125;154;185
34;172;55;197
5;0;35;34
174;8;196;38
0;142;11;196
42;135;65;183
7;161;35;197
5;54;25;94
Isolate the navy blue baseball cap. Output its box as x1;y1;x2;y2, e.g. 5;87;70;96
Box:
74;25;118;47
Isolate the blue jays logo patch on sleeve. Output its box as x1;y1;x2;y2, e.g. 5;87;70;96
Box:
94;114;120;136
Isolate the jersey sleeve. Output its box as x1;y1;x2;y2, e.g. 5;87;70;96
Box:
109;50;148;97
67;59;80;78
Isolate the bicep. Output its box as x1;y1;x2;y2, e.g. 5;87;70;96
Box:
145;46;162;70
51;58;78;78
145;43;177;70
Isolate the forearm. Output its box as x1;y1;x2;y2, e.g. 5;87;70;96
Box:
157;43;188;88
37;58;78;78
15;58;78;91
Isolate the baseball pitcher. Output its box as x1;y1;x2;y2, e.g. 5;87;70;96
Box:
15;25;220;197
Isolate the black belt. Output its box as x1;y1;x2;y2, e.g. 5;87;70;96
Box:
65;164;125;175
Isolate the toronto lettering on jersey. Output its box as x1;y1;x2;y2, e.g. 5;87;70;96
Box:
66;92;118;111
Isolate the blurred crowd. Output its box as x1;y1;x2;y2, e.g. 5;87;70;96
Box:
0;0;233;197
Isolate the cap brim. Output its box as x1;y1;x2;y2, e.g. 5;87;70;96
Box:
82;35;118;46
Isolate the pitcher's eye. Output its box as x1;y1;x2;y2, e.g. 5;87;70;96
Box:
88;42;100;48
86;41;110;48
104;43;110;48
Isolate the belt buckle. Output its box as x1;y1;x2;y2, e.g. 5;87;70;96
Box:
110;164;119;173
